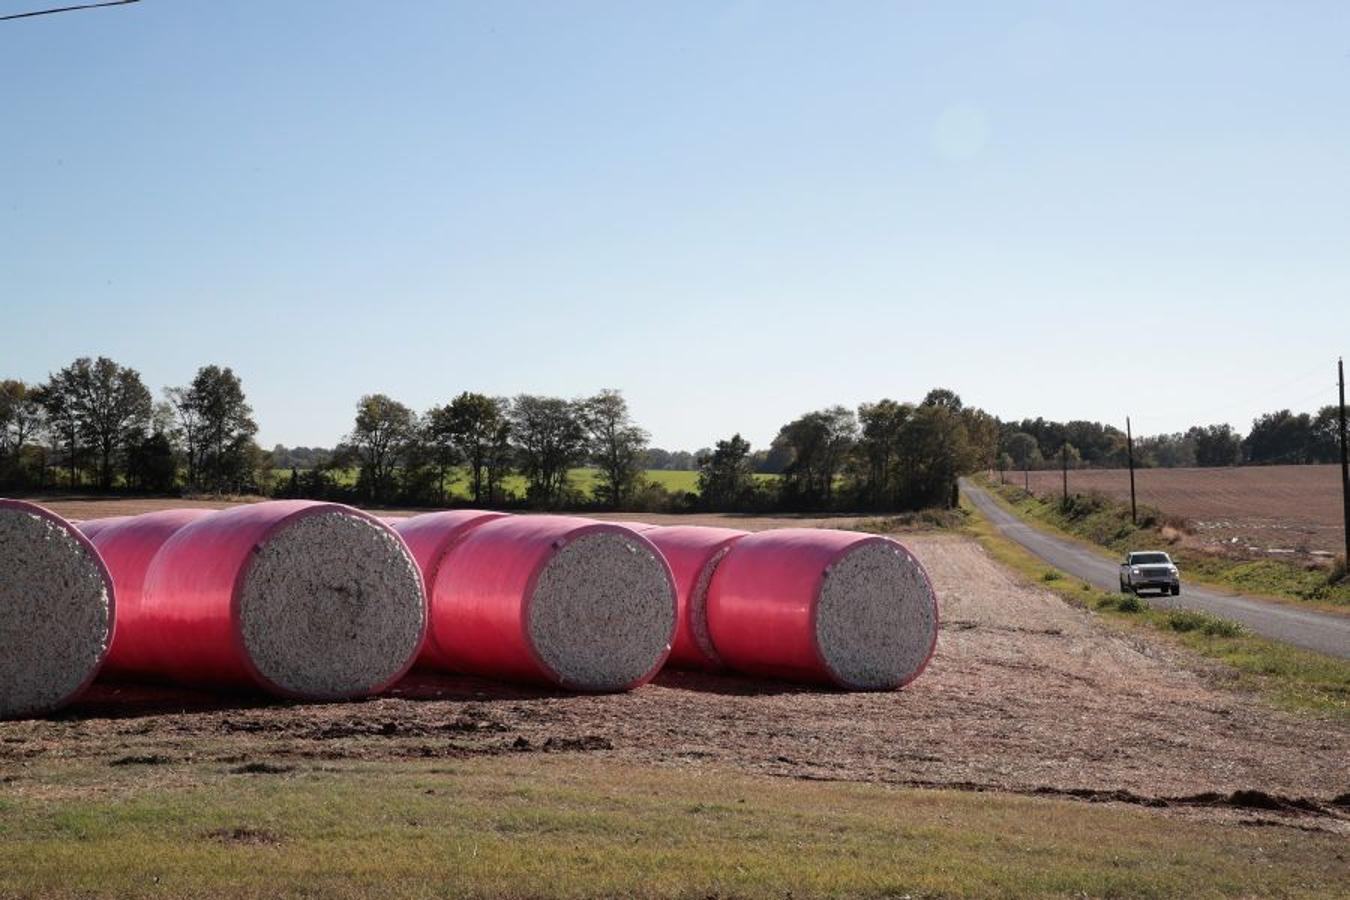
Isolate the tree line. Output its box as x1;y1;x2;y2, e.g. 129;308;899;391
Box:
312;389;653;509
1;359;260;495
4;355;1343;512
997;406;1345;476
287;386;995;513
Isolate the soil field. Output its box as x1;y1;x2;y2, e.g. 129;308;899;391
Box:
3;530;1347;834
1010;464;1346;557
19;494;892;534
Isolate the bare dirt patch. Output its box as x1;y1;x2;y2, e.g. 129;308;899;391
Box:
204;826;282;846
2;534;1345;832
1014;464;1345;556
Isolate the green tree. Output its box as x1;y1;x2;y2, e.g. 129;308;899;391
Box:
125;431;178;492
581;389;649;509
773;406;857;509
166;366;261;493
1190;424;1241;467
697;433;755;511
346;394;416;502
164;384;205;488
960;406;1001;475
1310;406;1344;464
0;380;42;484
997;452;1014;483
1004;432;1042;471
895;403;976;508
422;405;462;502
442;392;512;504
35;363;87;488
509;395;588;507
921;387;964;412
854;399;912;507
1243;409;1316;464
75;357;153;490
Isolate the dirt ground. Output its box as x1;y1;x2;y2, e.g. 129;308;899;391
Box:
1013;464;1345;557
19;493;889;534
3;519;1346;833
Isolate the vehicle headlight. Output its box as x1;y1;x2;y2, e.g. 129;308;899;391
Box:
1131;567;1141;574
1168;566;1177;574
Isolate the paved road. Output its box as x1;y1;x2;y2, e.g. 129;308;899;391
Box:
961;478;1350;659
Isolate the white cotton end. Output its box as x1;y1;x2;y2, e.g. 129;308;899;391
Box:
0;508;111;718
814;540;937;690
239;510;425;699
527;532;674;691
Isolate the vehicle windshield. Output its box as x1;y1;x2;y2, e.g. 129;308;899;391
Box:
1130;553;1170;565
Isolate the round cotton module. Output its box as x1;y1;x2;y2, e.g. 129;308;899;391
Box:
707;529;938;691
641;525;748;671
0;499;114;719
392;509;510;668
78;509;213;676
140;500;426;700
431;516;677;691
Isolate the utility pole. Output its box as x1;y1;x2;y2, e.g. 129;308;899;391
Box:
1061;443;1069;504
1126;416;1138;525
1339;357;1349;568
1024;466;1029;492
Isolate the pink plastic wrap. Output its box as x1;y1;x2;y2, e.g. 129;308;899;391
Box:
427;515;677;691
706;528;938;690
78;509;214;676
137;500;425;699
392;509;510;668
642;525;748;670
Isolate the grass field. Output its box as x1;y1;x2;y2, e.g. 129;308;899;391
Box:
3;754;1345;899
267;467;777;500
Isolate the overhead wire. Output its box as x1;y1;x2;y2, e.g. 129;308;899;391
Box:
1;0;138;22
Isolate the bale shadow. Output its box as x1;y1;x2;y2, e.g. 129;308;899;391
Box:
649;669;835;697
54;680;277;721
382;672;570;703
40;667;827;726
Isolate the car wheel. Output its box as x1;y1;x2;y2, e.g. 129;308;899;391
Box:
1171;585;1181;596
1119;580;1128;593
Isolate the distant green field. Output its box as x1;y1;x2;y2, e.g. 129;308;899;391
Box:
265;467;773;500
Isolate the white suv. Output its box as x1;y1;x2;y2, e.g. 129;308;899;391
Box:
1119;551;1181;596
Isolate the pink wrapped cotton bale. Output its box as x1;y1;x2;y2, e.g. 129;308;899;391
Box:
78;510;214;676
0;499;115;718
707;528;937;690
641;525;748;671
391;509;510;668
428;515;677;691
138;500;426;700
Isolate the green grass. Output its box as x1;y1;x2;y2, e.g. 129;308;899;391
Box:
1164;609;1248;638
0;755;1343;899
980;478;1350;611
962;493;1350;720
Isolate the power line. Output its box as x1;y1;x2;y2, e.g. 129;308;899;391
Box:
1;0;138;21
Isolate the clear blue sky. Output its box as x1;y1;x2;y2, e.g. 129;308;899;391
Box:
3;1;1347;451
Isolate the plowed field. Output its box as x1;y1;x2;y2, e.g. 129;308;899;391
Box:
1012;464;1345;556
